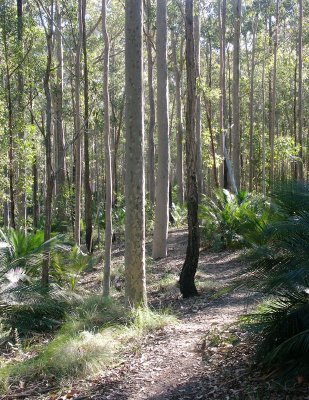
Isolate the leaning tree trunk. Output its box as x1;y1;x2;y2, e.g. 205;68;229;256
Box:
152;0;169;260
179;0;200;299
232;0;241;192
125;0;147;306
102;0;113;296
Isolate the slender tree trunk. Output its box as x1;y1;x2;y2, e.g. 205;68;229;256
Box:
194;13;202;197
270;0;279;184
219;0;227;188
179;0;200;299
16;0;26;230
145;0;155;205
74;0;82;246
102;0;113;296
152;0;169;260
249;17;257;192
82;0;93;251
297;0;303;180
172;32;184;205
3;7;16;229
54;0;66;225
261;33;267;196
41;1;55;286
125;0;147;306
232;0;241;191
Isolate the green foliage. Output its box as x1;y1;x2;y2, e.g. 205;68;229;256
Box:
0;300;176;391
242;182;309;380
199;189;268;251
0;230;89;336
170;202;187;228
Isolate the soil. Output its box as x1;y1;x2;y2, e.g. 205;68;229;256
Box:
5;229;309;400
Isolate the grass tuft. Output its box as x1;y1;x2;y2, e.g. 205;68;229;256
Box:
0;296;176;392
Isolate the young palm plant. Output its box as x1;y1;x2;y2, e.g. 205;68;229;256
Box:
243;181;309;381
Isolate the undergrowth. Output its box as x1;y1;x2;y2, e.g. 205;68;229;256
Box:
0;296;176;392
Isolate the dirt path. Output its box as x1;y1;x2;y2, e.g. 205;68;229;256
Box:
81;230;262;400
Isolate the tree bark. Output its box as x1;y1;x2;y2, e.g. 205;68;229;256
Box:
145;0;155;205
82;0;93;251
102;0;113;296
232;0;241;191
219;0;227;188
297;0;303;180
194;13;202;197
249;16;257;192
152;0;169;260
74;0;82;246
179;0;200;299
125;0;147;306
54;0;66;226
172;32;184;205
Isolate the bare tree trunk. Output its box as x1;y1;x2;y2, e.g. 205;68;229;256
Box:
194;13;202;197
125;0;147;306
261;33;267;196
102;0;113;296
297;0;303;180
145;0;155;205
40;0;55;286
152;0;169;260
249;16;257;192
172;32;184;205
232;0;241;191
54;0;66;225
16;0;26;231
179;0;200;299
219;0;227;188
82;0;93;251
3;7;16;229
270;0;279;184
74;0;82;246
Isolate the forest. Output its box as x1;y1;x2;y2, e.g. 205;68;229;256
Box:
0;0;308;398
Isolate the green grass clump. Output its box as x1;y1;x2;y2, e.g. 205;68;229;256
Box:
0;296;176;392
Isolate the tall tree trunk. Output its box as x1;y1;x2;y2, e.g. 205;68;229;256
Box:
3;6;16;229
179;0;200;299
172;32;184;205
232;0;241;191
297;0;303;180
152;0;169;260
145;0;155;205
249;16;257;192
219;0;227;188
194;13;202;197
270;0;279;184
74;0;82;246
40;1;55;286
54;0;66;225
82;0;93;251
102;0;113;296
125;0;147;306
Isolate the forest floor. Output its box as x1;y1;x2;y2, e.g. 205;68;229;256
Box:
5;229;309;399
59;228;308;400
